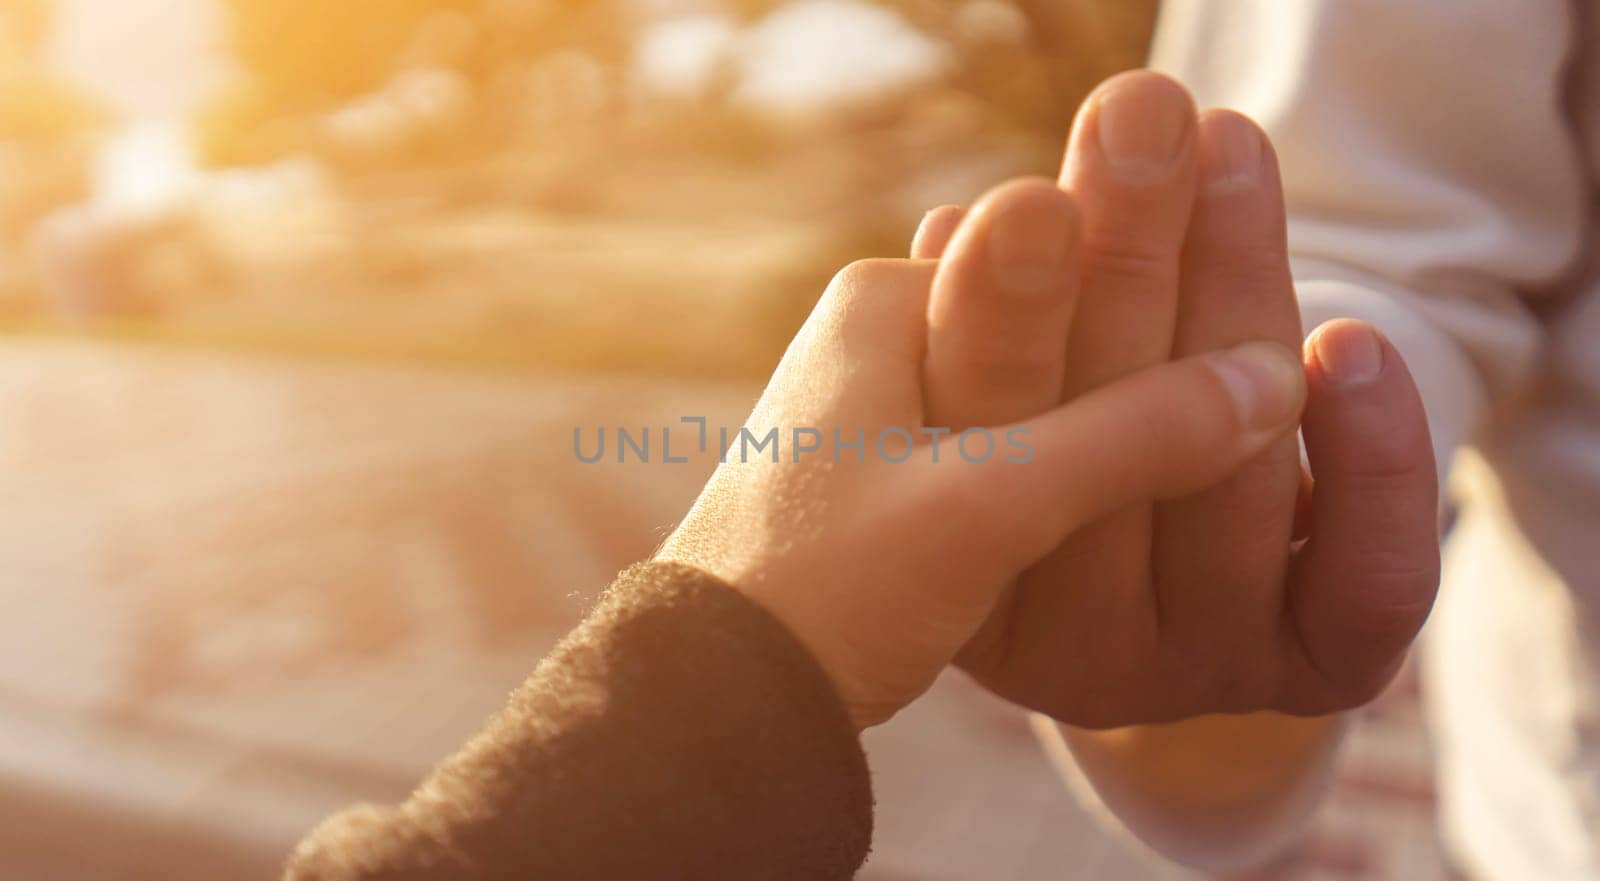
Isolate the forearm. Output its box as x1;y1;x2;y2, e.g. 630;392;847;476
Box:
1038;713;1347;870
283;562;872;881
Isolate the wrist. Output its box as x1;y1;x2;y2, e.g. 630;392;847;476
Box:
651;542;884;731
1042;712;1350;870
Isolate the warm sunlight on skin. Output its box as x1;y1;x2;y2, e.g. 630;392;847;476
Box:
3;4;1487;880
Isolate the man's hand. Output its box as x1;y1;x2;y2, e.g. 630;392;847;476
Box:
916;70;1440;728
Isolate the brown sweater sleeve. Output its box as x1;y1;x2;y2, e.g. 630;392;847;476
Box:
282;562;873;881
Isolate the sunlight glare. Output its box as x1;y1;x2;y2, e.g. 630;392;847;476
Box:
92;122;203;219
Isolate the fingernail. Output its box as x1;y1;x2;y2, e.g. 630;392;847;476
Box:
1095;80;1190;179
986;192;1075;295
1205;116;1263;194
1313;322;1385;387
912;205;959;256
1208;342;1304;431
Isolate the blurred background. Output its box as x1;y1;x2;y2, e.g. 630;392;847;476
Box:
2;0;1154;373
0;2;1449;879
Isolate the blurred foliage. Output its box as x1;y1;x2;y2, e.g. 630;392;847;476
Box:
221;0;624;104
197;0;1154;168
7;0;1158;376
0;0;106;310
201;0;628;166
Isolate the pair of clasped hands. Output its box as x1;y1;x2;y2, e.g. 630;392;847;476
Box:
660;72;1440;738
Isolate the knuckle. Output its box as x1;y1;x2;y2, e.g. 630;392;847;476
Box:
1354;557;1441;630
1131;404;1184;457
829;258;899;300
1198;246;1292;293
957;335;1061;386
1310;401;1435;487
821;258;931;353
1328;476;1441;544
1322;420;1436;484
981;175;1067;208
1084;230;1180;289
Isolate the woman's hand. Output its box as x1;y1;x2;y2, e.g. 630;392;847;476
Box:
657;203;1306;729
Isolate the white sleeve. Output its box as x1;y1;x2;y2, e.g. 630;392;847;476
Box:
1152;0;1585;482
1040;5;1589;871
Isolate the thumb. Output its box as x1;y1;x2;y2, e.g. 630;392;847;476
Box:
961;341;1306;570
1280;320;1439;714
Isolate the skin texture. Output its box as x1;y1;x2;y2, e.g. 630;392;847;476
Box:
913;71;1439;865
918;73;1439;728
657;253;1307;729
